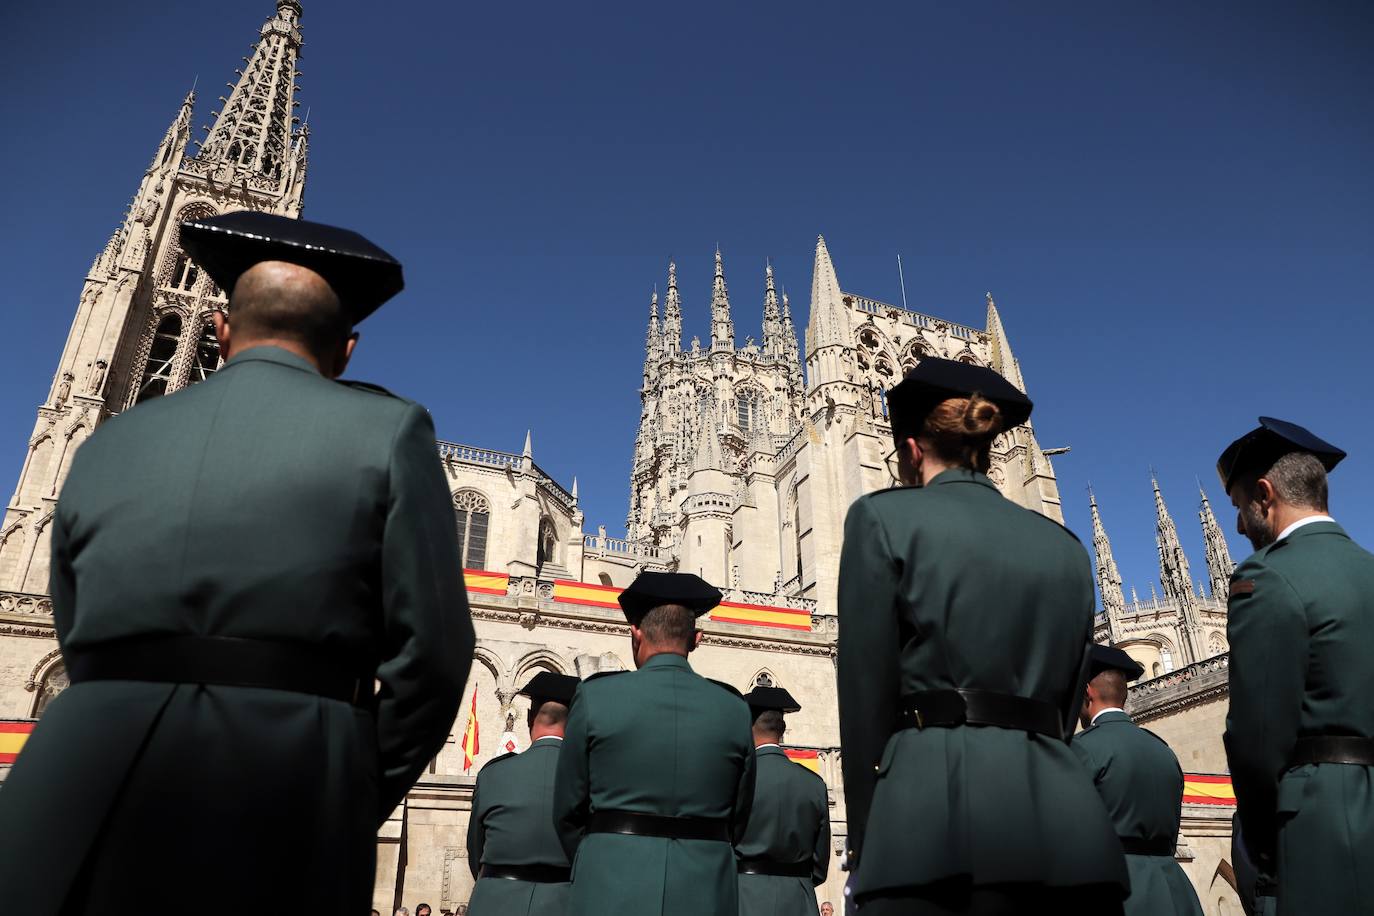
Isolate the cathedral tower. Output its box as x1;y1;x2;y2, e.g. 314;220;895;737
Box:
1153;475;1205;664
0;0;309;591
1198;485;1235;600
1089;486;1127;643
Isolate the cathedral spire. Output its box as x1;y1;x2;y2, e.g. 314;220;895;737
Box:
984;291;1025;391
761;261;785;359
1198;484;1235;600
1153;473;1204;663
661;261;682;354
710;248;735;351
1089;486;1126;642
198;0;304;186
644;289;660;372
804;235;857;409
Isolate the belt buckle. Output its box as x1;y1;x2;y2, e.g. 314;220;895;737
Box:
915;708;925;729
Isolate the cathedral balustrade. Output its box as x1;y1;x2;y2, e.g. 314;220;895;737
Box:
436;441;526;471
581;534;663;560
775;426;807;465
721;588;818;613
1127;653;1230;721
0;590;53;617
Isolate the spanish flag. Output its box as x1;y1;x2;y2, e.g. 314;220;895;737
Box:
461;686;480;773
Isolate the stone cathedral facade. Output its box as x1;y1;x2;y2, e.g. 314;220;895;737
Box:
0;3;1249;913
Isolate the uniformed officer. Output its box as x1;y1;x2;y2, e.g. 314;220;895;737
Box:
1218;417;1374;916
837;357;1128;914
735;685;831;916
553;571;756;916
1072;644;1204;916
1231;815;1277;916
467;671;581;915
0;211;475;913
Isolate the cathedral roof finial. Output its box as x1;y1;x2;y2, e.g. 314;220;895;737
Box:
522;429;533;459
571;476;579;502
710;247;734;351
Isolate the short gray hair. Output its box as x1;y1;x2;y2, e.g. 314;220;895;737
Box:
1255;451;1328;511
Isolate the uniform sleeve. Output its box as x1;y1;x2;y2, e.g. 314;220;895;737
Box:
376;404;476;824
1223;558;1307;868
836;496;901;865
467;775;485;878
553;685;592;860
812;781;832;887
732;727;757;843
48;499;77;642
1069;731;1108;786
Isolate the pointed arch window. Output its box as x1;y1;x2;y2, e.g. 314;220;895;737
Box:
1160;648;1174;673
170;252;200;291
737;388;762;433
453;490;490;571
136;313;183;403
189;322;223;384
33;661;68;717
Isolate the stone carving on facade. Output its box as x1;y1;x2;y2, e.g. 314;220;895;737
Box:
85;359;108;396
54;373;73;407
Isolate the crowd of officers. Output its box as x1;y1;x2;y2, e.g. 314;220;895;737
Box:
0;214;1368;916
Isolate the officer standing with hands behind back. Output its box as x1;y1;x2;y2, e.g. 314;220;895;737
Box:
0;212;475;914
553;571;756;916
1219;417;1374;916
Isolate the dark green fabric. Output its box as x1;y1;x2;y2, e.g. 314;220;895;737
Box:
1071;711;1203;916
553;652;756;916
0;346;475;913
467;736;571;916
1224;520;1374;916
837;468;1127;900
735;744;830;916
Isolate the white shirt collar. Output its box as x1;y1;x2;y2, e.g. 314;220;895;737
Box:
755;743;782;751
534;735;564;743
1277;515;1335;543
1091;707;1127;726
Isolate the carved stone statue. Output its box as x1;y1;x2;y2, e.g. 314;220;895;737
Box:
54;373;73;407
86;359;108;396
690;336;701;354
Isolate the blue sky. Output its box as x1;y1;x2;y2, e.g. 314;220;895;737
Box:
2;1;1371;599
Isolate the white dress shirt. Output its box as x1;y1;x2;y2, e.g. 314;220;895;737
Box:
1277;514;1336;542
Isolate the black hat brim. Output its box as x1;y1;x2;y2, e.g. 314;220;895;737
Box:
887;358;1032;444
179;211;403;325
617;572;722;623
1217;416;1345;492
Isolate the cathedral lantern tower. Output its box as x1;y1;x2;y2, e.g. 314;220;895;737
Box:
0;0;310;592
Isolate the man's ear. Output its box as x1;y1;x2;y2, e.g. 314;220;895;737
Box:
690;629;704;653
1254;477;1277;510
329;331;360;380
212;310;231;358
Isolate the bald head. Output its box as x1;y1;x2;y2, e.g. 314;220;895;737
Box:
225;260;351;360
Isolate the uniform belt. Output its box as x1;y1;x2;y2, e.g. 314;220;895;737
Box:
64;634;374;706
479;863;571;883
1289;736;1374;767
587;810;731;842
1119;837;1174;856
736;856;812;878
898;689;1063;740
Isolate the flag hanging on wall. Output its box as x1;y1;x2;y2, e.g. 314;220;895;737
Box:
461;686;480;773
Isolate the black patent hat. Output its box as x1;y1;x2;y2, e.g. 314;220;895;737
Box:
518;671;581;707
1216;417;1345;492
742;686;802;716
179;210;404;324
1088;643;1145;682
617;571;721;623
886;357;1032;444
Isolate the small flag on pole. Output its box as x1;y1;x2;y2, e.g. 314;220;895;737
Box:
461;686;480;773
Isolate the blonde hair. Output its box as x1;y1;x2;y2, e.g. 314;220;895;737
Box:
918;395;1005;473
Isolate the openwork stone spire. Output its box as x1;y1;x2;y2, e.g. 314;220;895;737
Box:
198;0;304;183
710;248;735;351
1154;474;1204;663
1199;485;1235;599
643;290;660;374
761;261;784;358
1089;486;1126;642
661;261;682;354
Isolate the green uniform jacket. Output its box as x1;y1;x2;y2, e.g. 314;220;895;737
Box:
837;469;1127;900
1071;710;1204;916
467;736;571;916
1224;520;1374;915
553;653;756;916
735;744;830;916
0;346;475;913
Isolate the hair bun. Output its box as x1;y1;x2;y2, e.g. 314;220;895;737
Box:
960;394;1004;439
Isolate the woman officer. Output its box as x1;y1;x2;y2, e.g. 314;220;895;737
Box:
837;357;1127;915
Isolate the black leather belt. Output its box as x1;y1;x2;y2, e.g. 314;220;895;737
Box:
1119;837;1174;856
898;689;1063;740
479;863;571;883
65;634;373;706
1290;736;1374;767
737;856;812;878
587;810;731;842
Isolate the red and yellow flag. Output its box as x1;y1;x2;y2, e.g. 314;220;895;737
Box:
461;686;480;773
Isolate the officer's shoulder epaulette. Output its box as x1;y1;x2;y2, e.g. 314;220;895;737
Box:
1139;726;1171;747
583;670;628;684
479;750;520;772
338;378;402;399
706;678;745;700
